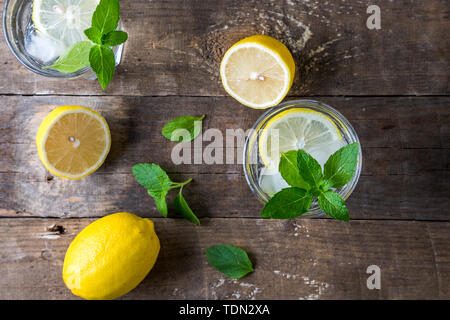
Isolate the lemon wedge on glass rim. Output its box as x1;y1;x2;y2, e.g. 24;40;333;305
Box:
32;0;99;46
259;108;343;172
36;105;111;180
220;35;295;109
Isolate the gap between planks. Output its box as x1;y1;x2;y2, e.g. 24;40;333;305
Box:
0;94;449;98
0;216;449;223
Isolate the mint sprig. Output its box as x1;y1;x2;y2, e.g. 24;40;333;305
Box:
47;0;127;90
132;163;200;224
206;244;253;279
261;142;360;221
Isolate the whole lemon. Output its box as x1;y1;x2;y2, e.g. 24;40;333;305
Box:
63;212;160;300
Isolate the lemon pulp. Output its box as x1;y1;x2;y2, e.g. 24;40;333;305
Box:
259;108;343;172
36;106;111;179
220;35;295;109
32;0;99;46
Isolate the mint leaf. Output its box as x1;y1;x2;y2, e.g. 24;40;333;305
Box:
132;163;172;193
319;179;334;192
318;190;349;221
148;189;168;217
297;149;323;189
261;187;312;219
44;41;92;73
92;0;120;36
133;163;196;219
279;150;310;189
89;45;115;90
84;27;102;44
162;115;205;142
206;245;253;279
174;186;200;225
324;142;359;188
102;30;128;46
132;163;171;217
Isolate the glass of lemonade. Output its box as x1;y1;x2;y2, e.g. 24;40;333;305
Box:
3;0;123;78
243;100;362;218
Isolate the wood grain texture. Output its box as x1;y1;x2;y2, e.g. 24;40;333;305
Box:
0;0;448;96
0;218;448;300
0;95;448;220
0;0;449;301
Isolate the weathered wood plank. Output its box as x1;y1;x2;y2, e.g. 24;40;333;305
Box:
0;0;448;96
0;218;448;300
1;172;449;221
0;96;449;220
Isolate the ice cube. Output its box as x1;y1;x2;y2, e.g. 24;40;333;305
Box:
259;167;290;197
305;139;347;167
25;31;67;65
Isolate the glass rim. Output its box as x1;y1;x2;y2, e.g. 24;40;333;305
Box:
2;0;122;78
2;0;92;78
242;99;362;218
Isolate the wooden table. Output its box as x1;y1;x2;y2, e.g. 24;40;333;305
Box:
1;0;449;300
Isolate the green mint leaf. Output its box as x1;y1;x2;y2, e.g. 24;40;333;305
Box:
174;186;200;225
89;45;115;90
102;30;128;46
92;0;120;36
319;179;334;192
44;41;92;73
297;149;324;189
148;189;168;217
206;245;253;279
279;150;310;189
324;142;360;188
318;190;349;221
133;163;194;218
162;115;205;142
132;163;172;193
84;27;102;44
261;187;312;219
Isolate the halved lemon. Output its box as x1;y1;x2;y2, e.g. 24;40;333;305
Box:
220;35;295;109
259;108;343;171
32;0;99;46
36;106;111;179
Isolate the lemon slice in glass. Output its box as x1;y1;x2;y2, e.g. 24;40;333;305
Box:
36;105;111;179
32;0;99;46
259;108;343;171
220;35;295;109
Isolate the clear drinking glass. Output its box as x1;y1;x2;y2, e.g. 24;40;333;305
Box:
3;0;124;78
243;100;362;218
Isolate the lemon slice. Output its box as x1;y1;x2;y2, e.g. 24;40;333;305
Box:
32;0;99;46
36;106;111;179
220;35;295;109
259;108;343;171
